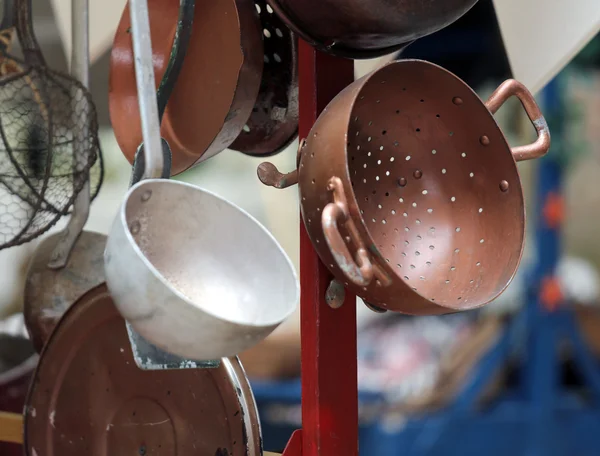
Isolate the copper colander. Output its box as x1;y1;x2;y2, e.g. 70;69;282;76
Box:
259;60;550;314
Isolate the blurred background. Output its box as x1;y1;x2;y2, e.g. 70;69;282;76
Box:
2;0;600;454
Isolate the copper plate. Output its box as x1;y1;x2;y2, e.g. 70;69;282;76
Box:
24;284;261;456
231;0;298;156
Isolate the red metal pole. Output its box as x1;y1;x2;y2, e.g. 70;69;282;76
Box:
283;41;358;456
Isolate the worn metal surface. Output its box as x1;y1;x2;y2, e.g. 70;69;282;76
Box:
261;59;550;315
231;0;298;156
125;322;219;370
109;0;263;176
266;0;479;58
24;231;106;352
104;179;299;361
24;284;262;456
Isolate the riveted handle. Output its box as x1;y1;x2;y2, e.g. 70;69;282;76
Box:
485;79;551;162
321;177;375;287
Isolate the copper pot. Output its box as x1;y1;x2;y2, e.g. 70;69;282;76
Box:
259;60;550;315
109;0;263;175
266;0;479;58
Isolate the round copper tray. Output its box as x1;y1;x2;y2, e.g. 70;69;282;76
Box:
24;284;261;456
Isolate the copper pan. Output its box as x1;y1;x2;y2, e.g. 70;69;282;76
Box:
266;0;479;58
23;284;262;455
259;60;550;315
109;0;263;175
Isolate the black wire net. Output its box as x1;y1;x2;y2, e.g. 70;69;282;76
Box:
0;29;103;250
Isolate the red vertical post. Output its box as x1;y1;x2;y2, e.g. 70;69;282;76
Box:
295;40;358;456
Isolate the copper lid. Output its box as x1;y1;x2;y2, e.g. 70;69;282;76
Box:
24;284;261;455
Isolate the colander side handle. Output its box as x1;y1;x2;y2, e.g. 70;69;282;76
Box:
322;177;374;287
485;79;551;162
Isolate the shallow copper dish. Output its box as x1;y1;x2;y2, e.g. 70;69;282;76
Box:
24;284;261;456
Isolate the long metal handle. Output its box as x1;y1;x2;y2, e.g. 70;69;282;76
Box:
485;79;551;162
129;0;163;180
48;0;90;269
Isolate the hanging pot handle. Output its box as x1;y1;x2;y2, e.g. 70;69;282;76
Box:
322;177;391;288
485;79;551;162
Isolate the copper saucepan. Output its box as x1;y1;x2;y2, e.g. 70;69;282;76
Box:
266;0;479;58
109;0;263;175
259;60;550;315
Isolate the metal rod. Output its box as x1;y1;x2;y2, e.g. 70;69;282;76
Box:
129;0;163;180
47;0;90;269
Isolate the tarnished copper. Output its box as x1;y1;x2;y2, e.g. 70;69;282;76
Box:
24;232;106;352
266;0;479;58
109;0;263;175
231;0;298;156
259;60;550;315
24;284;262;456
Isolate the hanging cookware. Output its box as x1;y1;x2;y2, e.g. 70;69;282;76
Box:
0;0;103;250
265;0;479;58
109;0;263;176
105;0;298;362
23;283;262;456
259;59;550;315
230;0;298;156
23;0;105;353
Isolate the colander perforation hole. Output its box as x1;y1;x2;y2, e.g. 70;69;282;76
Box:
399;198;404;203
451;196;456;202
455;249;460;253
480;239;485;243
263;29;272;38
255;3;261;13
426;261;432;266
422;190;428;195
417;235;422;240
427;208;433;213
479;208;483;213
442;168;447;174
410;264;415;269
429;245;435;250
432;149;437;155
461;152;467;158
266;4;273;13
390;157;395;162
264;55;270;63
470;172;474;178
275;28;284;38
274;53;282;63
476;262;481;267
406;155;411;161
450;266;456;271
455;227;461;232
403;212;408;217
412;202;417;207
391;210;396;215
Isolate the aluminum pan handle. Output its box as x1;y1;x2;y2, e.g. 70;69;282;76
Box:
485;79;551;162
